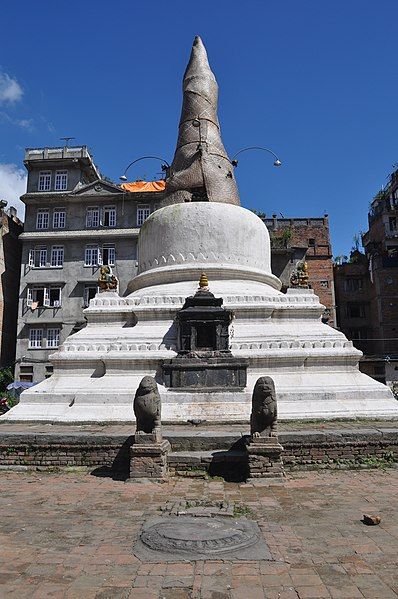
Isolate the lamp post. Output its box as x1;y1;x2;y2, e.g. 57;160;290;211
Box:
119;156;170;181
231;146;282;168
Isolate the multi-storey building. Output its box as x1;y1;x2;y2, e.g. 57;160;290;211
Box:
333;167;398;388
333;250;374;353
263;214;336;326
15;146;164;382
0;204;23;369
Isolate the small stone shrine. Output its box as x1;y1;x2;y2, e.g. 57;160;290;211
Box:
130;376;171;481
162;273;247;390
246;376;285;479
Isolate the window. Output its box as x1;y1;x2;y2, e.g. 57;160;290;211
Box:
27;286;61;308
102;244;115;266
84;244;100;266
53;209;66;229
343;278;363;292
320;280;329;288
84;285;98;307
29;246;47;268
20;365;33;382
54;171;68;191
38;171;51;192
86;207;100;227
103;205;116;227
47;328;60;348
51;245;64;267
308;238;316;247
29;329;43;348
389;216;397;232
346;303;366;318
36;209;49;229
137;206;150;226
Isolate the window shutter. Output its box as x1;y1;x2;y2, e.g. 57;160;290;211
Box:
97;247;102;265
44;288;50;307
28;250;34;267
27;288;33;306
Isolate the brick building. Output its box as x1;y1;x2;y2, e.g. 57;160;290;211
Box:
333;166;398;388
263;215;336;326
0;204;23;369
334;251;374;356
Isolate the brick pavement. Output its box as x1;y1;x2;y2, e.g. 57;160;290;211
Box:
0;469;398;598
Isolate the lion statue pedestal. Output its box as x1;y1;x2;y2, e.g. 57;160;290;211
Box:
246;376;285;480
129;376;171;482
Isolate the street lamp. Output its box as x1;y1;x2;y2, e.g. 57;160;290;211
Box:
231;146;282;168
119;156;170;181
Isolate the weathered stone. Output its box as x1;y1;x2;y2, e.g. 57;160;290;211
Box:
133;515;272;561
250;376;277;439
133;376;161;435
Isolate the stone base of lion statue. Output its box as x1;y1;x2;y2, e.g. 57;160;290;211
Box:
130;436;171;482
246;435;285;480
129;376;171;482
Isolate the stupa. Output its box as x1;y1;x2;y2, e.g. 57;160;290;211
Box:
6;36;397;423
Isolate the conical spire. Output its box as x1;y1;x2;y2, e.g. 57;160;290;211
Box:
162;36;240;207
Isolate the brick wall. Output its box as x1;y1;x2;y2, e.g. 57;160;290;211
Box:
265;216;335;325
1;430;396;476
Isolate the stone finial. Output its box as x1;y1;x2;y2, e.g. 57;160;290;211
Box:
161;36;240;207
198;272;209;291
250;376;277;439
98;265;118;291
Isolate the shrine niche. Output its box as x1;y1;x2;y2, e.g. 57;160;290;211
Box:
162;273;247;390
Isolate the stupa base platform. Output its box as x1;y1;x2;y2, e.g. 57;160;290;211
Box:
3;369;397;423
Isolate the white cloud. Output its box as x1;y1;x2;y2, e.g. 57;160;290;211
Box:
0;112;33;131
0;72;23;104
0;163;27;220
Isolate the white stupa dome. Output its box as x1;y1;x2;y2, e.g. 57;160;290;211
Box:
129;202;281;294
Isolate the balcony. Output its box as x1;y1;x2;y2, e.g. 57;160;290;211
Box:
24;146;92;161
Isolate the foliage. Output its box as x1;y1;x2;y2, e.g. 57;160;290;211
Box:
270;228;292;249
0;367;13;393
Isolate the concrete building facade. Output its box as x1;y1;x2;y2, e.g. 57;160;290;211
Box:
0;205;23;369
15;146;163;382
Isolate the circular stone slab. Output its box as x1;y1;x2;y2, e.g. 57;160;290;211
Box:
139;516;261;558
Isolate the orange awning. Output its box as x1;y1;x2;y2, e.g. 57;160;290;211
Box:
121;180;166;193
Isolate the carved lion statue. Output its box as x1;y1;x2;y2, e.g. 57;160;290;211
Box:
133;376;161;434
250;376;277;438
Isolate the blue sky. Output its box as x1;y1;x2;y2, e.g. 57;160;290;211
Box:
1;0;397;256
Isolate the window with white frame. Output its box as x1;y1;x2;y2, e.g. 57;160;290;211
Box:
29;328;43;348
47;328;60;348
86;207;100;227
137;206;150;226
84;285;98;307
103;205;116;227
54;171;68;191
27;286;61;308
29;246;47;268
38;171;51;192
36;209;49;229
53;208;66;229
102;244;115;266
84;244;100;266
51;245;64;267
